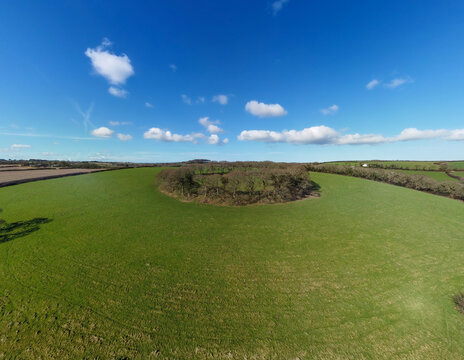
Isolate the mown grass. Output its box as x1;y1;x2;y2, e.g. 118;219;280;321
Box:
1;168;464;359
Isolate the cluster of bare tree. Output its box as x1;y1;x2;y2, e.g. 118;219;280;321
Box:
158;162;316;205
305;163;464;200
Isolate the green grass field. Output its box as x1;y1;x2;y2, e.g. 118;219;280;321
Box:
326;160;464;171
399;170;460;182
1;168;464;359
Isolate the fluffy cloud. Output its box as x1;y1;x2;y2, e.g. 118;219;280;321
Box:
245;100;287;117
207;134;220;145
91;126;114;138
384;77;411;89
108;86;128;98
85;39;134;85
117;133;133;141
144;128;197;142
207;134;229;145
10;144;31;149
238;126;338;144
366;79;380;90
238;126;464;145
212;94;229;105
199;117;223;134
272;0;289;14
144;121;229;145
320;104;339;115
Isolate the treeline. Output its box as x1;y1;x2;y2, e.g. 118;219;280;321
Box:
306;163;464;201
158;162;316;205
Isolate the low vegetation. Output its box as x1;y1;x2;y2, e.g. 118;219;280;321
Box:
306;163;464;200
158;162;317;205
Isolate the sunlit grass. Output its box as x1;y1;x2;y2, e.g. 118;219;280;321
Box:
0;168;463;358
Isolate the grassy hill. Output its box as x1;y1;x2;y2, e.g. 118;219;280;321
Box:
1;168;464;359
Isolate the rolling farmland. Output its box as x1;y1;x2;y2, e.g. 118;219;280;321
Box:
1;168;464;358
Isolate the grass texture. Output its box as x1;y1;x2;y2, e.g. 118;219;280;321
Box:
1;168;464;359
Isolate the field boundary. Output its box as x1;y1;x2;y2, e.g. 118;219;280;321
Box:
0;169;104;188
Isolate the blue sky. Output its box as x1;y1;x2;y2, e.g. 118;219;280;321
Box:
1;0;463;162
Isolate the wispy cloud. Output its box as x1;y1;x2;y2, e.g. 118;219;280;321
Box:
384;77;412;89
320;104;339;115
109;121;132;126
169;64;177;72
181;94;192;105
212;94;229;105
245;100;287;117
145;102;153;108
10;144;31;149
74;102;95;132
238;126;464;145
117;133;133;141
272;0;289;15
108;86;128;98
0;132;103;141
366;79;380;90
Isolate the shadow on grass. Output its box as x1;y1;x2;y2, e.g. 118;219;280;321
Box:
310;180;321;192
0;210;52;244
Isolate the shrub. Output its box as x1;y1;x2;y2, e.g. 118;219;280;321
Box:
158;162;317;205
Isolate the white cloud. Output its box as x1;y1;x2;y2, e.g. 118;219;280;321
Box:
272;0;289;15
11;144;31;149
117;133;133;141
199;117;223;134
145;102;153;108
197;96;205;104
109;121;132;126
169;64;177;72
207;134;220;145
212;94;229;105
238;126;338;144
384;77;411;89
108;86;128;98
91;126;114;138
366;79;380;90
238;126;464;145
144;128;197;142
320;104;339;115
245;100;287;117
223;138;230;144
181;94;192;105
85;38;134;85
394;128;464;141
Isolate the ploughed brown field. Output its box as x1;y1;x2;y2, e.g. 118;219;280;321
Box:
0;168;101;187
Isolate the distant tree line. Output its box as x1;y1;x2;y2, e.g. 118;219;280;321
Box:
305;163;464;201
158;162;317;205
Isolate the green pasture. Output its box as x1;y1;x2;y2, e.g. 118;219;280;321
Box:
325;160;464;171
1;168;464;359
399;170;460;182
